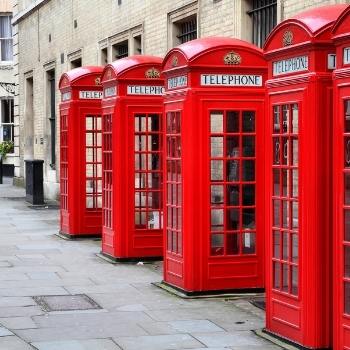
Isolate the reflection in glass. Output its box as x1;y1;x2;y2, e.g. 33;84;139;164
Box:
227;234;239;254
282;200;289;229
211;185;224;204
273;137;280;164
242;136;255;157
211;234;224;255
345;281;350;315
211;209;224;231
135;135;146;151
282;232;289;260
210;112;223;133
282;105;289;133
227;160;239;182
345;137;350;168
282;169;289;197
148;134;160;151
282;263;289;292
273;231;280;258
273;106;280;133
242;232;255;254
273;169;280;196
242;208;255;228
211;137;223;157
292;170;298;198
227;185;239;206
291;266;298;295
274;262;281;289
282;137;288;165
345;210;350;242
211;160;223;181
227;208;239;230
292;104;298;133
135;115;146;132
345;173;350;205
242;160;255;181
135;154;146;170
273;200;281;227
242;184;255;206
150;114;160;131
345;246;350;278
226;136;239;157
227;111;239;132
292;201;298;229
292;138;298;165
345;100;350;133
242;111;255;132
135;211;146;226
292;233;298;262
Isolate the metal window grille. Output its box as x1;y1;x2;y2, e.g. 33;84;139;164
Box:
248;0;277;48
177;17;197;44
115;42;128;59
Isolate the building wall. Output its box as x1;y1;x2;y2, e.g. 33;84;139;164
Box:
13;0;350;200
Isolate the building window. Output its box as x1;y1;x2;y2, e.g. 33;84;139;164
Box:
112;40;128;59
0;15;13;61
47;70;56;168
248;0;277;48
70;57;82;69
176;16;197;44
0;98;14;143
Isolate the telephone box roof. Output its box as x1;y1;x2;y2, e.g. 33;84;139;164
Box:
59;66;103;89
331;5;350;40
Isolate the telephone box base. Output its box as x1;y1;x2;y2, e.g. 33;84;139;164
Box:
57;231;101;240
97;252;162;264
256;329;331;350
156;281;264;299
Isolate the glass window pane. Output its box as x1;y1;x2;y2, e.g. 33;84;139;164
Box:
227;185;239;206
273;230;280;258
211;185;224;205
345;173;350;205
226;136;239;157
227;208;239;230
135;135;146;152
291;266;298;296
242;184;255;206
211;234;224;256
150;114;160;131
292;170;298;198
292;201;298;229
345;137;350;168
86;116;94;130
226;111;239;132
273;199;281;227
211;209;224;231
282;105;289;133
282;200;289;229
135;191;146;208
148;134;160;151
282;264;289;292
242;232;255;254
345;246;350;278
242;111;255;132
345;101;350;133
282;232;289;260
345;210;350;242
227;234;240;255
273;137;280;165
227;160;239;182
292;138;298;166
292;233;298;263
242;136;255;157
273;169;280;196
135;154;146;170
273;261;281;289
242;208;255;229
135;115;146;132
211;137;223;157
345;281;350;315
273;106;280;133
292;104;298;133
211;160;223;181
86;197;93;208
210;112;223;133
242;160;255;181
282;137;288;165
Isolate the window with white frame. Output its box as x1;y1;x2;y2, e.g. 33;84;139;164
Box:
0;98;14;143
0;15;13;62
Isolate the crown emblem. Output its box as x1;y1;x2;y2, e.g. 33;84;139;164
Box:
224;52;241;65
95;77;101;85
283;30;293;46
171;56;179;67
145;68;160;78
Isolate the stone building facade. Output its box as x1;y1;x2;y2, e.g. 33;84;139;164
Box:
12;0;350;199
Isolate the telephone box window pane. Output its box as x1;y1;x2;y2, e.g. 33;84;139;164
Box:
282;138;288;165
292;138;298;166
227;160;239;182
273;200;281;227
273;231;280;258
211;137;223;157
345;281;350;315
211;209;224;231
273;169;280;196
242;111;255;132
345;210;350;242
274;262;281;289
345;246;350;278
227;111;239;133
211;234;224;256
227;234;239;255
242;136;255;157
345;137;350;168
226;136;239;157
345;173;350;205
172;232;177;253
292;170;298;198
242;160;255;181
211;185;224;204
227;185;239;206
345;100;350;133
291;266;298;295
148;134;160;151
292;104;298;133
135;115;146;132
86;197;94;209
242;232;255;254
211;160;223;181
210;112;223;133
273;106;280;133
150;114;160;131
242;184;255;206
292;202;298;229
292;233;298;262
242;208;255;229
282;105;289;133
282;169;289;197
282;201;289;229
273;138;280;164
282;232;289;260
282;263;289;292
167;230;172;251
227;208;239;230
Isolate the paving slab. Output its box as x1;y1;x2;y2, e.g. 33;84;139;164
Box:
0;326;14;336
0;316;37;330
168;320;225;333
31;339;121;350
0;335;34;349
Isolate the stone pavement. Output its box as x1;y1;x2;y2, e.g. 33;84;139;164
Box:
0;179;282;350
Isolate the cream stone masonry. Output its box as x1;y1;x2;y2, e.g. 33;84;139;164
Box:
14;0;350;200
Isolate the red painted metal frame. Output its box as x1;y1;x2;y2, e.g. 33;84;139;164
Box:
162;37;267;293
58;66;103;237
332;6;350;350
263;5;347;349
100;56;165;260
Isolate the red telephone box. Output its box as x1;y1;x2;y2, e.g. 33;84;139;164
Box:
100;56;164;261
162;37;267;294
59;67;103;238
263;5;346;348
332;6;350;350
